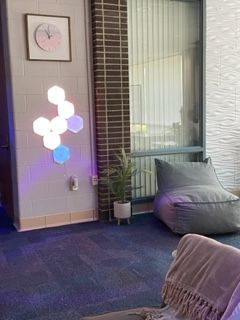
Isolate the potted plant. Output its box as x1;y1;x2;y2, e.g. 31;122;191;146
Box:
101;148;148;225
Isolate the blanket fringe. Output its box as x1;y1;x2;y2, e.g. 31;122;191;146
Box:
162;281;221;320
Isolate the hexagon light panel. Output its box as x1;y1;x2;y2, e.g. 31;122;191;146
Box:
33;85;84;164
48;86;65;105
43;132;61;150
33;117;51;136
51;116;67;134
57;100;75;119
53;145;70;164
67;115;84;133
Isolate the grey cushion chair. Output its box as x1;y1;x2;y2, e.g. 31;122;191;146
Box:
154;158;240;235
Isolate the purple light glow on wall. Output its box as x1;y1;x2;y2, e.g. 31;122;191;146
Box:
19;151;93;198
32;86;84;164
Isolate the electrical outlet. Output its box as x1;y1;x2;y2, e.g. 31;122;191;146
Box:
70;176;78;191
91;175;98;186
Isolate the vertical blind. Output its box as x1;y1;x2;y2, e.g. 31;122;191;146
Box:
127;0;202;198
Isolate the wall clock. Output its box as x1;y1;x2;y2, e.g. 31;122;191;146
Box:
35;23;62;52
25;14;71;61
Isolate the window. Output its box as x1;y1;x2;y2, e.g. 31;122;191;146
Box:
128;0;203;199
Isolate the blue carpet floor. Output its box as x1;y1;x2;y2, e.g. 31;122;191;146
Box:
0;209;240;320
0;206;16;234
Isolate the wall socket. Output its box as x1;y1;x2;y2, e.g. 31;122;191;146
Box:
91;175;98;186
70;176;79;191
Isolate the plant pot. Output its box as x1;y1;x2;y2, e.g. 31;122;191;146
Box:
113;200;131;219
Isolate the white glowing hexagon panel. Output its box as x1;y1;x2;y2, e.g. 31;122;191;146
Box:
48;86;65;105
43;132;61;150
53;144;70;164
67;115;84;133
33;117;51;136
57;100;75;119
50;116;68;135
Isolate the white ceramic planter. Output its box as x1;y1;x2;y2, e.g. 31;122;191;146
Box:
113;201;131;219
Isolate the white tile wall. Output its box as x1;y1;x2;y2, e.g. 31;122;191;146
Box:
26;95;53;115
206;0;240;190
10;58;24;76
32;196;68;216
7;0;38;18
6;0;97;220
15;133;28;148
12;76;43;95
42;77;79;94
67;192;97;212
77;77;89;95
13;95;27;113
24;61;60;77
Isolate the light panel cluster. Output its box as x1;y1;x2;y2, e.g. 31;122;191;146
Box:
33;85;84;164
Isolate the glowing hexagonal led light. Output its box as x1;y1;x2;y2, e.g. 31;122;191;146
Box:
57;100;75;119
53;144;70;164
43;132;61;150
33;87;83;164
50;116;68;135
33;117;51;136
67;115;84;133
48;86;65;105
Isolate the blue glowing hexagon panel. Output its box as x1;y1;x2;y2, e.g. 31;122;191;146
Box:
53;144;71;164
67;115;84;133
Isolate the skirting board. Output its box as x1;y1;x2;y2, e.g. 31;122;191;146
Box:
14;209;98;232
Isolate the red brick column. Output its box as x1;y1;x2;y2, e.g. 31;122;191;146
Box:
91;0;130;219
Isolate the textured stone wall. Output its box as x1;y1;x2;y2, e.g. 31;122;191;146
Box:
206;0;240;191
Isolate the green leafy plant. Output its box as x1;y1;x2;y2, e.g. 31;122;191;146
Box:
101;148;149;203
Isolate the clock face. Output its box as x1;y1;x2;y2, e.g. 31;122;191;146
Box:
35;23;62;52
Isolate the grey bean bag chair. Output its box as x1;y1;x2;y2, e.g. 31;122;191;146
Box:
154;158;240;234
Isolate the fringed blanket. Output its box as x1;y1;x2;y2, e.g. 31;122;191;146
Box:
131;306;187;319
221;281;240;319
161;234;240;320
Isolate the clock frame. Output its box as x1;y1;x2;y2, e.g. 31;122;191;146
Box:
25;14;71;62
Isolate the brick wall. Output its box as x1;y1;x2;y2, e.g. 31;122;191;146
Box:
91;0;130;219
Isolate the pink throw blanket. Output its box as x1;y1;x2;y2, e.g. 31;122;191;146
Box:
222;281;240;319
162;234;240;320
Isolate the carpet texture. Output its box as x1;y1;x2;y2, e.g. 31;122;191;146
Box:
0;210;240;320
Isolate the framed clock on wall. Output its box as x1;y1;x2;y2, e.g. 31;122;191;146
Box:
25;14;71;61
